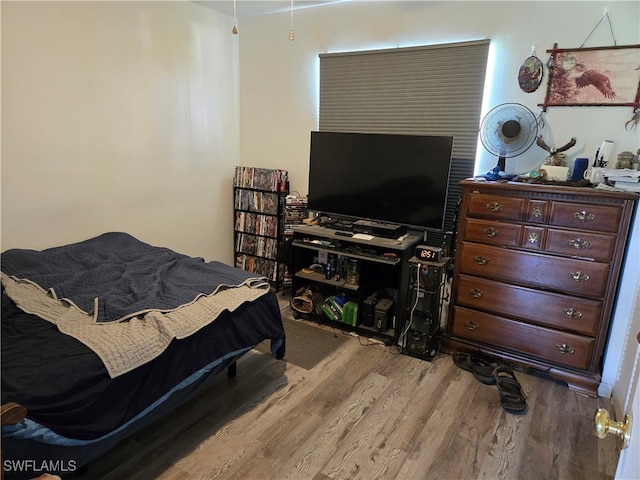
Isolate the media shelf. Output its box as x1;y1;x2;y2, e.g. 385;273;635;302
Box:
290;224;420;344
233;166;289;289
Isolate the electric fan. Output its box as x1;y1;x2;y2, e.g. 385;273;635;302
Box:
479;103;538;173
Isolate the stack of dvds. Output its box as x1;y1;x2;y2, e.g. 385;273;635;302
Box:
283;195;308;238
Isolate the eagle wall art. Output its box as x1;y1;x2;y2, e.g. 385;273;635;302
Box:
545;45;640;106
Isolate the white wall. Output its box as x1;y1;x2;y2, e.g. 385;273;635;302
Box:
1;1;240;261
238;1;640;192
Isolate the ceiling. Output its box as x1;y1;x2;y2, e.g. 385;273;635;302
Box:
196;1;349;17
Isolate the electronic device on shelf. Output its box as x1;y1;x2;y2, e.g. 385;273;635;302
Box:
401;256;450;361
404;311;439;361
352;219;406;239
361;292;379;327
374;298;394;331
318;216;354;231
307;131;453;234
415;245;442;263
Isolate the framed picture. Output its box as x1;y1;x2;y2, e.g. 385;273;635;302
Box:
540;44;640;109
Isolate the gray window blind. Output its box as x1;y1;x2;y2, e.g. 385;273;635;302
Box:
319;40;490;249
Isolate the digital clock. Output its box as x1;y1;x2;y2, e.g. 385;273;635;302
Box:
415;245;442;262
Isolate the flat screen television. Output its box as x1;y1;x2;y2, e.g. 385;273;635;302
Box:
308;131;454;232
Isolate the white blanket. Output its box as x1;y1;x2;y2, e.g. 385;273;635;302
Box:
2;273;270;378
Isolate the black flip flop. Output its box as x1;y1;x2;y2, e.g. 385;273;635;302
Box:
452;352;496;385
495;367;527;414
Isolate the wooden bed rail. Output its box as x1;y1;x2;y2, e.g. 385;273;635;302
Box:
1;402;27;427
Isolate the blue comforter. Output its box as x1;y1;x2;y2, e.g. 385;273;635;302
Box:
1;232;266;323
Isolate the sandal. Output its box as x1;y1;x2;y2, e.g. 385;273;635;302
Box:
452;352;497;385
495;367;527;414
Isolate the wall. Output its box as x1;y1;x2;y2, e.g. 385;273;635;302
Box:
1;1;240;261
238;1;640;192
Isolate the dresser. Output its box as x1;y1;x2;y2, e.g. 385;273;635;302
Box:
442;180;637;396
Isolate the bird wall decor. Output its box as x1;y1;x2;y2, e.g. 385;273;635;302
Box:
569;64;617;100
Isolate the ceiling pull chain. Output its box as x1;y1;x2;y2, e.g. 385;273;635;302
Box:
232;0;238;35
289;0;295;41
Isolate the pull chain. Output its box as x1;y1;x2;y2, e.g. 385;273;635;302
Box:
289;0;295;41
232;0;238;34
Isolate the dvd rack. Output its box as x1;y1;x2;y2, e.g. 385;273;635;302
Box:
233;166;289;289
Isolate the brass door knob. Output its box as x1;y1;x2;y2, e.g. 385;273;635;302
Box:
593;408;632;450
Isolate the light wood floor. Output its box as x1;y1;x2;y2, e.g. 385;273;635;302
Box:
81;311;620;480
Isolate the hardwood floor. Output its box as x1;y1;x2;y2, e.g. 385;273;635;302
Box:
81;309;620;480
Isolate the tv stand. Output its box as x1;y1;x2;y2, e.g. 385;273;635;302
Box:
290;224;420;344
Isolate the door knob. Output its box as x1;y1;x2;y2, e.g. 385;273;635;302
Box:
593;408;632;450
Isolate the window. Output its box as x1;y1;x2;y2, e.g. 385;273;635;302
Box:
319;39;490;248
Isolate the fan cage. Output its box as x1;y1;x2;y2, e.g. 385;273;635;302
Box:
480;103;538;159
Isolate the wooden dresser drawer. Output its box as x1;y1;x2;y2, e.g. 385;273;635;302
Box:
463;218;521;247
452;307;595;370
525;199;549;224
455;274;602;336
459;242;610;297
446;181;638;395
545;228;616;262
550;201;622;232
467;193;525;221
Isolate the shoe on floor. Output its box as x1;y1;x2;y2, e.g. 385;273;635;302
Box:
495;366;527;414
452;352;497;385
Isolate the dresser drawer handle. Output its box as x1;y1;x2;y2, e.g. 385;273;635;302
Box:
574;210;596;222
531;206;543;218
486;202;503;212
569;271;590;282
568;238;590;249
555;343;575;355
474;256;490;265
470;288;484;298
562;307;583;318
464;321;478;331
483;227;499;237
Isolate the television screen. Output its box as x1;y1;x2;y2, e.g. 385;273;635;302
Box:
308;131;454;232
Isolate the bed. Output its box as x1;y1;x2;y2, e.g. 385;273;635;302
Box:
0;232;286;479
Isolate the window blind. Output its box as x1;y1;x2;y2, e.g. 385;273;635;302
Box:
319;40;490;248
